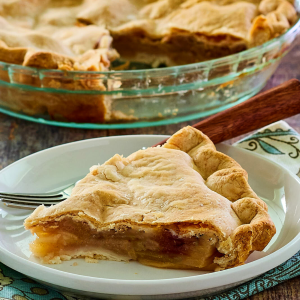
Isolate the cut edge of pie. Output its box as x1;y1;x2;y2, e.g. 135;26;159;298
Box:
24;126;276;271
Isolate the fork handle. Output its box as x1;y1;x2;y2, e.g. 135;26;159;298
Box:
154;79;300;146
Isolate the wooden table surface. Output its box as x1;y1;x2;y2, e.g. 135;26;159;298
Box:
1;43;300;300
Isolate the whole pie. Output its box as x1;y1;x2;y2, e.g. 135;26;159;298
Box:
0;0;297;69
24;127;276;271
0;0;297;124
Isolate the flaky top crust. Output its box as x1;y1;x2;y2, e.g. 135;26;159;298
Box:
0;15;118;71
25;126;276;269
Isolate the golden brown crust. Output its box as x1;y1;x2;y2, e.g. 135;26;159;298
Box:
23;50;75;69
249;0;297;47
0;41;28;64
25;126;276;270
0;10;119;72
215;197;275;268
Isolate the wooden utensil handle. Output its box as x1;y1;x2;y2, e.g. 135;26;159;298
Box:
155;79;300;146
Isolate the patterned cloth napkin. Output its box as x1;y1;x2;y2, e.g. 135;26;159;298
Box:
1;120;300;300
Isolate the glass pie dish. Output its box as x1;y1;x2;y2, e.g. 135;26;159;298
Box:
0;8;300;129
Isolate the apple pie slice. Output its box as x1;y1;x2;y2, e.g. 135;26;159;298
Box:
24;126;276;271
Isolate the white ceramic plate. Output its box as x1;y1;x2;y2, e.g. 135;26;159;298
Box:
0;135;300;300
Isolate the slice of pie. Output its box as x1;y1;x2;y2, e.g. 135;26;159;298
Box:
24;126;276;271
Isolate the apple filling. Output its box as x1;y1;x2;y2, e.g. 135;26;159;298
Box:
112;32;246;67
29;216;221;269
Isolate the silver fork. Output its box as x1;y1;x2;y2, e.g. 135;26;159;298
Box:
0;183;75;210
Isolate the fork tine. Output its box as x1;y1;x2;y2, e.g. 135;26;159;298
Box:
0;192;64;199
1;199;59;207
0;196;67;203
0;194;66;202
1;201;45;210
0;182;75;210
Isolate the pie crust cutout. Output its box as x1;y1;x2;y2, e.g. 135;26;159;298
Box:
24;126;276;271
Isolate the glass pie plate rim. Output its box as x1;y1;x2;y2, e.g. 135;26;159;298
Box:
0;135;299;299
1;11;300;128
